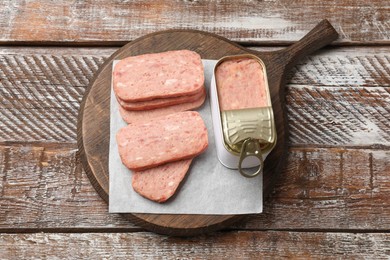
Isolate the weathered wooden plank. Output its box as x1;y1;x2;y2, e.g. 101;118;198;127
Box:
0;46;117;56
1;46;389;86
1;145;389;231
288;47;390;87
1;231;390;258
0;1;389;45
240;147;390;230
0;47;389;146
287;85;390;146
0;51;105;143
0;145;136;230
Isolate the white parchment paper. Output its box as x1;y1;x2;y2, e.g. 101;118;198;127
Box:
109;60;262;214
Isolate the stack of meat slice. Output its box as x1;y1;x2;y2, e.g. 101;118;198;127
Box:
117;111;208;202
113;50;207;124
113;50;208;203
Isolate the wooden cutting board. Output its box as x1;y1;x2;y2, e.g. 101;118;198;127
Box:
77;19;338;236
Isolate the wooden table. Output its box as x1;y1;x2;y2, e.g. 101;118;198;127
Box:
1;1;389;258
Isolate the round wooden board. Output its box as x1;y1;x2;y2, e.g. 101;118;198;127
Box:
77;22;338;236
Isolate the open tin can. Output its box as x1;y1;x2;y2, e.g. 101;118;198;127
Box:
210;54;277;178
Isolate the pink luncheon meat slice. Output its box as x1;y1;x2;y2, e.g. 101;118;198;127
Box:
215;58;268;111
132;159;193;203
117;88;204;111
116;111;208;171
118;89;206;124
113;50;204;102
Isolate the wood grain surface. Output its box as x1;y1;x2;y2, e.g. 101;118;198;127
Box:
0;46;389;234
1;47;388;147
1;232;390;259
1;0;389;257
1;47;389;232
0;145;389;232
0;0;389;45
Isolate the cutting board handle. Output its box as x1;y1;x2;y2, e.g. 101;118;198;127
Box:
281;19;339;69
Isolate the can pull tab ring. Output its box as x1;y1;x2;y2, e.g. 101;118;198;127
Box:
238;138;264;178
